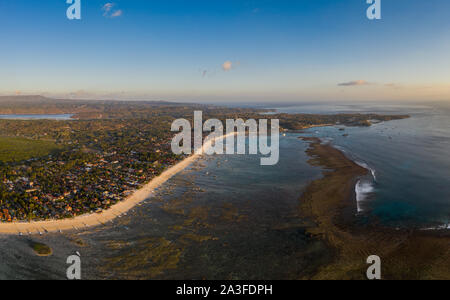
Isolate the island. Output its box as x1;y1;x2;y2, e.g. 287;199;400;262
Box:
0;96;408;226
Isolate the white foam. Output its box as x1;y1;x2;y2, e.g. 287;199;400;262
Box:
329;146;377;213
355;161;377;182
421;223;450;231
333;145;346;153
320;137;333;145
331;144;377;181
355;180;375;213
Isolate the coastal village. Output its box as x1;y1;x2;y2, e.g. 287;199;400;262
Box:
0;134;181;222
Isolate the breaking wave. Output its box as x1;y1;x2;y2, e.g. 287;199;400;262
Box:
355;180;375;213
421;223;450;231
355;161;377;182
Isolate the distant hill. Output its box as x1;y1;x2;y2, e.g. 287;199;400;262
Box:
0;95;71;114
0;95;51;102
0;95;175;105
0;95;207;119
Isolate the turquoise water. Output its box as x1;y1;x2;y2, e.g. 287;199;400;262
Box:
277;101;450;229
0;114;74;120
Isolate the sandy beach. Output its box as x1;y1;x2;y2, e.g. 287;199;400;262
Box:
0;134;233;235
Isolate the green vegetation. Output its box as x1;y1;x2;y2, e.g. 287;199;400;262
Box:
299;137;450;280
30;242;53;256
0;137;62;162
275;113;408;130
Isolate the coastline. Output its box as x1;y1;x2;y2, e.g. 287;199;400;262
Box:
0;134;233;235
298;136;368;237
299;137;450;280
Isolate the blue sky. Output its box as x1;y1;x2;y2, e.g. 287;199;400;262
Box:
1;0;450;102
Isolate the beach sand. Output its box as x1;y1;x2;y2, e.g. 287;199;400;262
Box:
0;134;233;235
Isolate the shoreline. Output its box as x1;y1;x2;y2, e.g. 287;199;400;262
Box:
0;134;233;235
298;136;368;235
299;137;450;280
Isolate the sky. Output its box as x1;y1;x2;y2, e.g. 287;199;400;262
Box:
0;0;450;103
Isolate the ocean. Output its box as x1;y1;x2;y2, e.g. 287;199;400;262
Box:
0;114;74;120
0;101;448;279
274;101;450;229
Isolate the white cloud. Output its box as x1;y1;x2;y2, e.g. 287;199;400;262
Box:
102;3;122;18
222;61;233;72
338;80;370;86
200;61;239;78
102;3;114;14
111;10;122;17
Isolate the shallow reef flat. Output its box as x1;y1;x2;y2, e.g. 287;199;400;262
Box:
299;137;450;280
